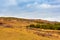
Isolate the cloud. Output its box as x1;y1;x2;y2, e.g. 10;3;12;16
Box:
7;0;17;5
0;0;60;21
41;17;60;22
39;4;60;8
40;4;60;8
0;0;17;7
26;2;60;9
39;4;51;8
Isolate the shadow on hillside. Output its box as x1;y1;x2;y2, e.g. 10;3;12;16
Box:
0;22;13;28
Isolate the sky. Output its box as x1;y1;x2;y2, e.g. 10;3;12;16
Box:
0;0;60;21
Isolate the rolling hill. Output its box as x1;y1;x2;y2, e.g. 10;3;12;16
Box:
0;17;60;40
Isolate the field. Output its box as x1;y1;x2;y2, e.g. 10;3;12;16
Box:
0;17;60;40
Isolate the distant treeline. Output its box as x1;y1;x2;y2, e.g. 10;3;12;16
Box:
26;23;60;30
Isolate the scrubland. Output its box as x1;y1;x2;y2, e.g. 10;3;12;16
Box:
0;17;60;40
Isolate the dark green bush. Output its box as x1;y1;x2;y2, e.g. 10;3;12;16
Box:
35;24;40;28
26;23;60;30
29;24;35;28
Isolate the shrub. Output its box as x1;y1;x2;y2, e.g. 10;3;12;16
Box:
26;23;60;30
26;24;35;29
35;24;40;28
26;24;40;28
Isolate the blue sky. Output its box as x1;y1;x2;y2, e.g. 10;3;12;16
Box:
0;0;60;21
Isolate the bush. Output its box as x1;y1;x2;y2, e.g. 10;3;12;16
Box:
35;24;40;28
26;23;60;30
26;24;40;28
29;24;35;28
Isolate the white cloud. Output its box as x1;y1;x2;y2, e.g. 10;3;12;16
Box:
39;4;60;8
17;0;34;3
8;0;17;5
38;4;51;8
40;17;60;22
26;2;60;9
1;0;17;7
26;4;32;8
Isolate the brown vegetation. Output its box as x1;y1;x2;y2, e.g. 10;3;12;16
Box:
0;17;60;40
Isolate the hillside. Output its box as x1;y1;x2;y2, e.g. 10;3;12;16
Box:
0;17;59;27
0;17;60;40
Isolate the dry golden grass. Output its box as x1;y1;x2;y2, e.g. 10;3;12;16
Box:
0;17;60;40
0;28;49;40
0;27;60;40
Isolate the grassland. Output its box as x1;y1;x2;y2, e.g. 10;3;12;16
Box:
0;17;60;40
